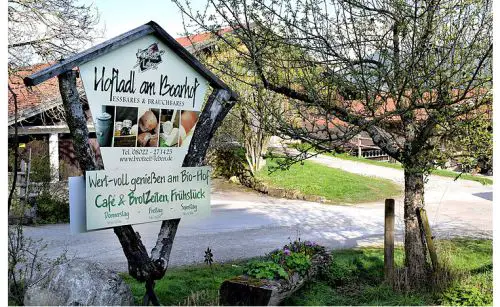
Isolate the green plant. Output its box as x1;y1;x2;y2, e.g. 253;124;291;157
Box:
326;259;357;286
8;222;68;305
285;252;312;276
245;261;288;280
256;158;402;204
208;146;248;179
35;191;69;224
440;277;492;306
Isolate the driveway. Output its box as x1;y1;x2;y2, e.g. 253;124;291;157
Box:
22;156;492;273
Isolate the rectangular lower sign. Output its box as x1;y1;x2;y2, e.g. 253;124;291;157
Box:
85;166;211;230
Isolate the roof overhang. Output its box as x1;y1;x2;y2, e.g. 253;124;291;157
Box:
23;21;238;101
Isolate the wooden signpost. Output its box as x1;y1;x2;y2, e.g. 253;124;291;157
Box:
24;21;237;305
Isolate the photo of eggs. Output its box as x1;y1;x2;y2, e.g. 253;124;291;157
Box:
112;106;138;147
159;109;181;147
137;108;160;147
179;110;200;148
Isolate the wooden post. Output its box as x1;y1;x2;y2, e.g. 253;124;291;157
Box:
384;199;395;283
418;208;439;271
357;136;362;158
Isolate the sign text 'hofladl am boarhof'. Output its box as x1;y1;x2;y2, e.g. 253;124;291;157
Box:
79;33;210;171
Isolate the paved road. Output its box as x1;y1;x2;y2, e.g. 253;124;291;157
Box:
23;155;492;272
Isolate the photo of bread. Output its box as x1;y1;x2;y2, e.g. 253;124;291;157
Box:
179;110;200;148
137;108;160;147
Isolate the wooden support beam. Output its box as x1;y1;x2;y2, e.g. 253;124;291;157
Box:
384;199;395;283
418;208;439;271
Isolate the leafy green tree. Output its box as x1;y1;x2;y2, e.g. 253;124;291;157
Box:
199;37;284;176
174;0;492;287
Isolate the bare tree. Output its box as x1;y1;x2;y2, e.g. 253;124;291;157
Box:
8;0;101;303
174;0;492;287
8;0;102;67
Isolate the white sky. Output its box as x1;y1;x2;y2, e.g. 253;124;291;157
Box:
84;0;206;42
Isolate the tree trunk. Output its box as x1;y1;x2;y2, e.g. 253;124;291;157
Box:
403;167;428;286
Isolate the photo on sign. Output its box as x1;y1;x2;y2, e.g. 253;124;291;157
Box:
137;108;160;147
159;109;180;147
179;110;200;148
95;105;116;147
113;106;138;147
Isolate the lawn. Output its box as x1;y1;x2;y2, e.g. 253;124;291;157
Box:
255;158;402;204
123;239;492;306
328;153;493;185
288;143;492;185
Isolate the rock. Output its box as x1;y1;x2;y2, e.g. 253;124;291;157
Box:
24;260;134;306
228;176;240;184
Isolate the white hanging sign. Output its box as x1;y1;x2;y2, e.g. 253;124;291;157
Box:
79;34;209;171
85;166;211;230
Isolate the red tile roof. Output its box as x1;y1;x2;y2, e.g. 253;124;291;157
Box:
176;27;233;48
8;63;62;123
8;29;235;124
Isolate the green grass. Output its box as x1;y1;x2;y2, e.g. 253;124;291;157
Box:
328;153;493;185
288;143;492;185
121;262;246;305
284;239;493;306
255;158;402;204
123;239;492;306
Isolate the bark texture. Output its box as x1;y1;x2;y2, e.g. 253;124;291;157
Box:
403;168;427;286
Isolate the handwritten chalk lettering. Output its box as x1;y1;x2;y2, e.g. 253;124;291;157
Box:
130;172;166;192
93;67;136;101
181;169;210;184
170;188;205;201
139;80;156;95
88;173;109;188
149;207;163;215
181;203;198;212
105;210;130;220
159;75;200;107
95;194;126;212
109;173;129;186
128;190;169;205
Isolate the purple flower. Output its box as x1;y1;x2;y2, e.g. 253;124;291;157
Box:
283;248;291;256
305;241;312;246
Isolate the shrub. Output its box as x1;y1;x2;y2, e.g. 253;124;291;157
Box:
208;145;248;179
245;261;288;280
35;191;69;224
326;259;357;286
439;272;493;306
246;240;328;281
285;252;311;276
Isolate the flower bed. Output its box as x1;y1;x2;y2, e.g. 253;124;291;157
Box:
219;240;331;306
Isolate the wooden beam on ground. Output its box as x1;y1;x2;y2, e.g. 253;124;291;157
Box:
220;251;330;306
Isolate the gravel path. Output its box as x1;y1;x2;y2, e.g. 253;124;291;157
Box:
22;156;492;272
